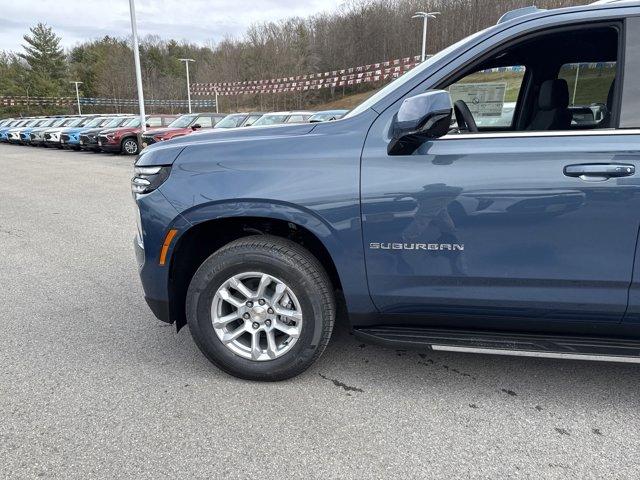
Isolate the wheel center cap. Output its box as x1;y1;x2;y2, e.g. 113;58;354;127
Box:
250;306;268;323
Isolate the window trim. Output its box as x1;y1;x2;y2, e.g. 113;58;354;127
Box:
441;128;640;141
435;20;624;136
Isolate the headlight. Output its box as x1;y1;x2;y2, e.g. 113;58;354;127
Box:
131;166;171;195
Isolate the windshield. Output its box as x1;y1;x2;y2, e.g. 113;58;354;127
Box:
215;115;244;128
50;118;66;127
253;114;288;126
346;27;491;118
104;117;125;128
168;114;197;128
84;117;106;128
123;118;141;128
66;118;84;127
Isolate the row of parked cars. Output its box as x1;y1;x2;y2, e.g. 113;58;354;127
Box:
0;109;348;155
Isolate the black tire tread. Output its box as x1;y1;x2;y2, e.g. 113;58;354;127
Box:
187;235;335;381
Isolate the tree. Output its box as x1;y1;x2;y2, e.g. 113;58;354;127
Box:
18;23;67;97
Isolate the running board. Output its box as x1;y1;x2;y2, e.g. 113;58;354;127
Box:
354;326;640;364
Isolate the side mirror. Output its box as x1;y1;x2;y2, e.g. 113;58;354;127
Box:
388;90;452;155
145;123;151;128
192;124;202;130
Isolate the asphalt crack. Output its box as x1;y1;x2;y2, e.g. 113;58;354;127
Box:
318;374;364;393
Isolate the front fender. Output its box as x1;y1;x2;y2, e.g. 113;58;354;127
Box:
175;199;374;315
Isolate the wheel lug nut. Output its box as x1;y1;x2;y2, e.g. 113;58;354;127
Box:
252;322;260;329
243;313;250;319
265;320;271;327
258;299;266;306
246;301;253;307
267;308;274;314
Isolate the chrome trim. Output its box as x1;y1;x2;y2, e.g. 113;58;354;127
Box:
431;345;640;363
441;129;640;140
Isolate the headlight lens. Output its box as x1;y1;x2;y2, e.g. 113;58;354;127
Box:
131;166;171;195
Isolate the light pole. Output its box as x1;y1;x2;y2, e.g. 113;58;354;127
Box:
412;11;440;62
71;81;83;115
129;0;147;132
178;58;195;113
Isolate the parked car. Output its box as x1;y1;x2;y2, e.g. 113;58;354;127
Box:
308;110;349;122
43;117;92;148
98;115;175;155
80;116;134;151
139;113;226;148
30;117;71;146
7;118;42;144
60;116;121;150
134;1;640;381
213;112;265;129
20;118;59;145
251;111;314;126
0;119;28;142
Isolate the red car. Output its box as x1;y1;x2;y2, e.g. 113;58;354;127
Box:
97;115;176;155
139;113;226;148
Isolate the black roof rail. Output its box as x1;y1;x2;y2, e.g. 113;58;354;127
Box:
497;6;546;24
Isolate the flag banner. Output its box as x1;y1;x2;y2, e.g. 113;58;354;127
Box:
0;96;216;108
190;55;424;96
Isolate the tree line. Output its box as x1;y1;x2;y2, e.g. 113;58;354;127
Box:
0;0;590;116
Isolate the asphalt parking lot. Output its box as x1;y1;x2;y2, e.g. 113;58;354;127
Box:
1;143;640;479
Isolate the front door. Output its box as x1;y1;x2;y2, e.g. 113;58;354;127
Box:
360;20;640;325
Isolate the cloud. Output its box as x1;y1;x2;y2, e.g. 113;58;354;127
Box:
0;0;344;52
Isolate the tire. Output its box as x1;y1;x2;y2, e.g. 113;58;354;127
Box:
121;137;139;155
186;235;335;381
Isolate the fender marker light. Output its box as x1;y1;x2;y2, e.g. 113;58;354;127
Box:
159;229;178;266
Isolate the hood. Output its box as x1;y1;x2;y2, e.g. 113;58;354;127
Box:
137;122;316;167
142;127;183;137
100;127;138;135
80;127;108;135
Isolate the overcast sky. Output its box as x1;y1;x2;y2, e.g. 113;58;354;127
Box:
0;0;345;52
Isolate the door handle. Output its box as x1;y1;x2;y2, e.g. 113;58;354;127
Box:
564;163;635;181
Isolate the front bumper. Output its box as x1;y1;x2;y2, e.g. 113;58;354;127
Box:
134;188;190;325
98;135;120;152
80;134;100;150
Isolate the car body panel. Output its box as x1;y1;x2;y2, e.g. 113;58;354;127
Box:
135;1;640;340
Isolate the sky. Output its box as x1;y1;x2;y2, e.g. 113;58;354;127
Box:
0;0;345;53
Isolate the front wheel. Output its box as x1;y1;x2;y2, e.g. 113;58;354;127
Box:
186;236;335;381
121;137;139;155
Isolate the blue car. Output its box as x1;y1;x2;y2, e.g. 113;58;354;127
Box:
0;119;24;142
133;0;640;380
60;116;114;150
19;118;58;145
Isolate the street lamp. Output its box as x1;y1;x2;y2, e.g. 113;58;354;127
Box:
178;58;195;113
412;11;440;62
129;0;147;132
70;81;83;115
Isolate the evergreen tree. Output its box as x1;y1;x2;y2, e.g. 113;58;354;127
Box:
18;23;67;96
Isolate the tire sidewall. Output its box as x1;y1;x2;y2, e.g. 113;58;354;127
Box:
122;137;138;155
187;248;326;380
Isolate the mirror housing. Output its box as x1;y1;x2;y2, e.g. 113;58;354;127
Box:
388;90;453;156
191;123;202;130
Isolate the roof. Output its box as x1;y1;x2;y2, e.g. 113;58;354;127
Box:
498;0;640;24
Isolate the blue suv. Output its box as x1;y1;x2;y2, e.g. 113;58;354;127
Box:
133;0;640;380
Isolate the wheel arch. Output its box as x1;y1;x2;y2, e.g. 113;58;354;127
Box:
167;211;345;331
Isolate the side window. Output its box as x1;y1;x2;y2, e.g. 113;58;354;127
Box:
194;116;213;128
448;66;526;128
558;62;616;128
147;117;163;127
